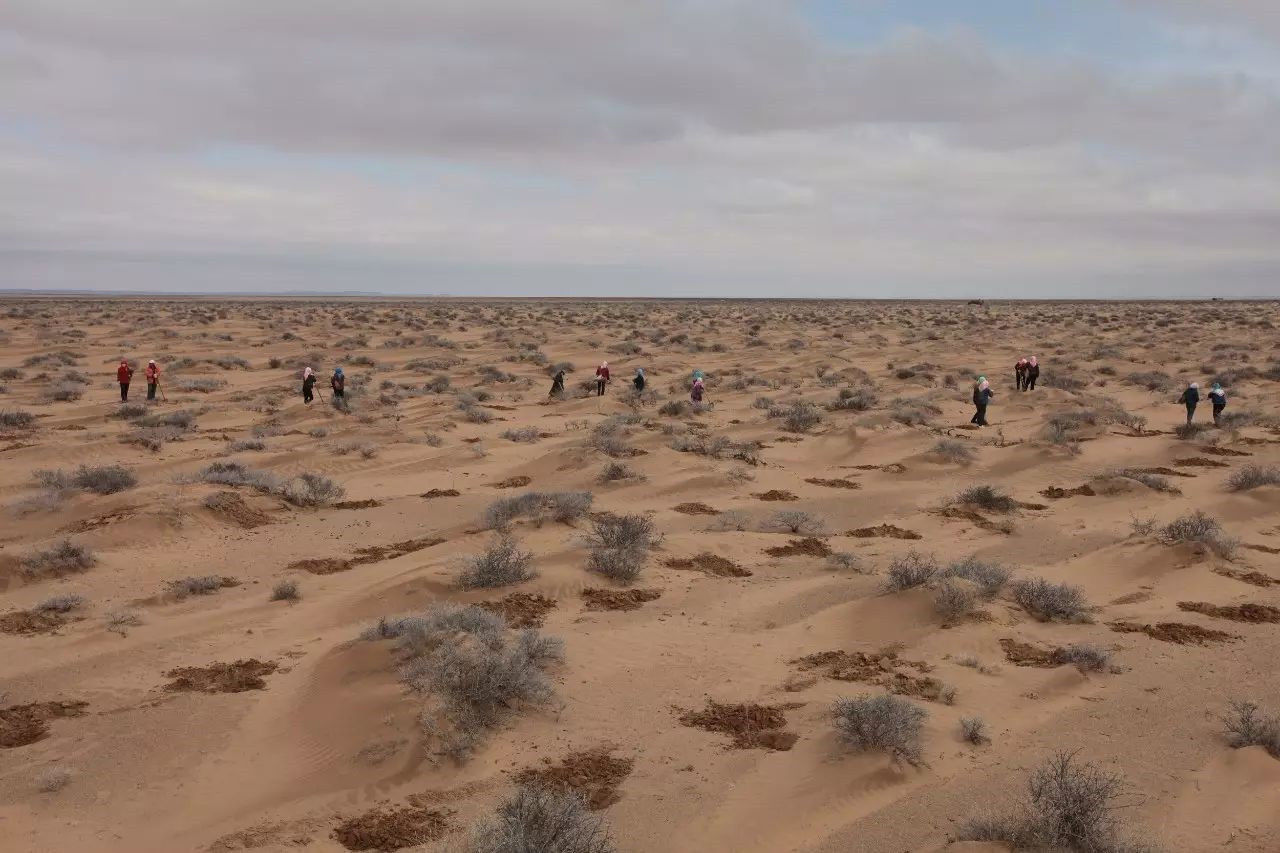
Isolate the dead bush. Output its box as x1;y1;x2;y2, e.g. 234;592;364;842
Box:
458;536;537;589
953;484;1017;513
959;751;1153;853
1223;700;1280;758
22;541;96;578
1012;578;1091;622
883;551;939;591
1226;464;1280;492
832;693;927;766
1156;512;1237;558
466;786;614;853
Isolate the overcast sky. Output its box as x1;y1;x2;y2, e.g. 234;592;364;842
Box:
2;1;1278;297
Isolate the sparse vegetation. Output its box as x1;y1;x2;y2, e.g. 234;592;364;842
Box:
931;439;975;465
586;514;655;583
270;579;301;602
953;484;1017;513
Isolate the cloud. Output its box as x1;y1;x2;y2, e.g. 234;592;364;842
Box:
1;0;1279;295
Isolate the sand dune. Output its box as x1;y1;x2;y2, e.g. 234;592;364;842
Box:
1;297;1278;852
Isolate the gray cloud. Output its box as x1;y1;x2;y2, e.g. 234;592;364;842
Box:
1;0;1279;295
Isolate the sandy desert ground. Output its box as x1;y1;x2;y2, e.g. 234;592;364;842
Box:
1;297;1279;853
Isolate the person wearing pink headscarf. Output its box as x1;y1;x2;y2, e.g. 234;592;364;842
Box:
1024;356;1040;391
1015;357;1029;391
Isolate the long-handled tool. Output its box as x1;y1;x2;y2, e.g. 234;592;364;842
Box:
157;380;167;402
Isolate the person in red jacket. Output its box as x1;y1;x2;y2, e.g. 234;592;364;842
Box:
116;359;134;402
594;361;610;396
144;359;160;400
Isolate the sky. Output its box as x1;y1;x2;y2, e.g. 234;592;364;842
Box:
2;0;1279;298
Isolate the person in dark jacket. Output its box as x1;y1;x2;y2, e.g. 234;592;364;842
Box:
1024;356;1040;391
595;362;610;396
330;367;345;399
116;359;134;402
633;368;645;392
690;376;705;404
1178;381;1200;424
1207;383;1227;426
549;369;565;397
1015;358;1028;391
971;376;993;426
302;366;316;404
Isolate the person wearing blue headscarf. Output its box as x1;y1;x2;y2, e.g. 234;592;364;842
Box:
1207;382;1227;426
330;367;346;399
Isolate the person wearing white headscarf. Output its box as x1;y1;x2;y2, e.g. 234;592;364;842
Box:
302;366;316;404
1178;381;1200;424
971;376;994;426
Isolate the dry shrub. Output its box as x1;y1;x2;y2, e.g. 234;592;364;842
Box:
1226;464;1280;492
1156;511;1237;558
1223;700;1280;758
366;604;562;761
943;556;1011;597
465;786;614;853
883;551;938;591
953;484;1017;513
960;716;989;745
22;540;96;578
931;439;975;465
959;751;1154;853
832;693;927;766
1012;578;1091;622
458;536;537;589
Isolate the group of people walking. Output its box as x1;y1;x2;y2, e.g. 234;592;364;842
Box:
116;359;161;402
1179;382;1228;425
551;363;705;404
301;367;345;404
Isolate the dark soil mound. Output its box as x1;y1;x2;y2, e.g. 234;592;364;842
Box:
1108;621;1237;645
0;609;68;636
514;746;634;810
581;588;662;611
351;537;445;565
333;804;450;852
1174;457;1229;468
332;499;382;510
420;489;461;499
672;502;719;515
663;554;752;577
1200;446;1251;457
1214;568;1279;587
846;524;921;540
0;700;88;749
999;638;1059;667
493;475;532;489
290;558;353;575
804;477;859;489
205;491;272;528
478;592;557;628
164;659;279;693
678;700;798;751
1177;601;1280;623
1040;485;1096;499
753;490;798;502
765;537;832;557
791;649;946;701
